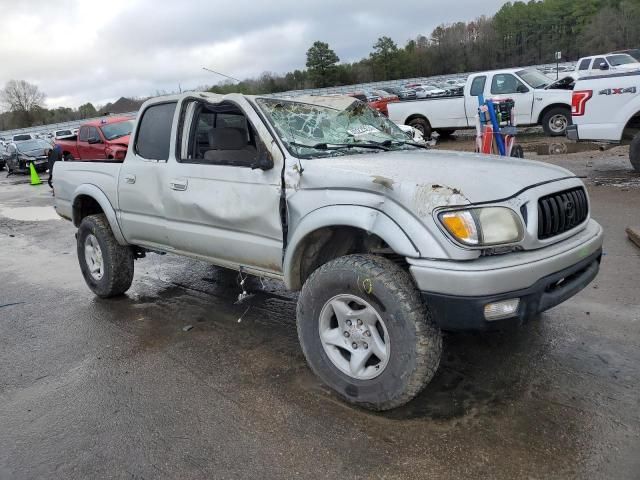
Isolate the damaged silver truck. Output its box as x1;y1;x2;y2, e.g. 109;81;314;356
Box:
54;93;604;411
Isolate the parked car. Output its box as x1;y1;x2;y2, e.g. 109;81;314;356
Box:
4;139;51;175
54;92;602;411
55;129;75;140
567;70;640;172
12;133;34;142
0;144;7;171
414;85;447;98
575;53;640;74
56;117;133;161
388;67;573;137
379;86;417;101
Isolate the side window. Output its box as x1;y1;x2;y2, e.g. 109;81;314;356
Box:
180;102;258;167
79;127;89;142
491;73;527;95
578;59;591;71
134;102;177;161
88;127;100;141
593;57;608;69
469;76;486;96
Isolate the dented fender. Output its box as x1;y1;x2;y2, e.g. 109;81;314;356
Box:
283;205;419;289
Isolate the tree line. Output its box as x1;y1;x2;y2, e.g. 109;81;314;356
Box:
209;0;640;94
3;0;640;130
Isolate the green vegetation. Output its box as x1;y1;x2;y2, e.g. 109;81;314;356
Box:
209;0;640;95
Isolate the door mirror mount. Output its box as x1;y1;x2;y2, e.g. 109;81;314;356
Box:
251;140;274;171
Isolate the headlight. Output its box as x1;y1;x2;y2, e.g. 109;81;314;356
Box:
439;207;524;247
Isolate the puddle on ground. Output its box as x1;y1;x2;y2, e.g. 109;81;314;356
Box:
0;206;60;221
590;169;640;188
524;142;615;156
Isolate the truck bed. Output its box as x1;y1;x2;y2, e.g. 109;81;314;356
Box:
54;161;123;222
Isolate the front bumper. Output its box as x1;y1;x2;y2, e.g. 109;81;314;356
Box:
409;220;604;331
566;124;579;141
422;248;601;331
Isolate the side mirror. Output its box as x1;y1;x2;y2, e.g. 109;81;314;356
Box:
87;137;102;144
599;63;610;70
251;140;274;171
516;84;529;93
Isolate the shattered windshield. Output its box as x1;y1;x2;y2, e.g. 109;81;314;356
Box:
256;97;415;158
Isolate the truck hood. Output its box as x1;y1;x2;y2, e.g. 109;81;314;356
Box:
299;149;574;215
105;135;130;147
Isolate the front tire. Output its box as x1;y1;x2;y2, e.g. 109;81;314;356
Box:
542;107;571;137
630;133;640;172
297;255;442;411
77;214;134;298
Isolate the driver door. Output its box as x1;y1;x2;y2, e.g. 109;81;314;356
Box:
488;73;535;125
163;97;284;275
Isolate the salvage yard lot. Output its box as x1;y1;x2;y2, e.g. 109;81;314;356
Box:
1;143;639;479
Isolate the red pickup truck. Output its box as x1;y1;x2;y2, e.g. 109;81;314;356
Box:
57;116;134;161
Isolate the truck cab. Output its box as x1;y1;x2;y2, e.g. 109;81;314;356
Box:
576;53;640;75
388;67;573;137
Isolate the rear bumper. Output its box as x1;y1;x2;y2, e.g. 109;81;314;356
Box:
422;248;602;331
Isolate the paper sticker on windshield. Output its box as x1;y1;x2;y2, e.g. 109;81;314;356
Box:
347;125;381;137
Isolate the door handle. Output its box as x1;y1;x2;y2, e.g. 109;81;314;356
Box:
170;179;188;191
124;174;136;184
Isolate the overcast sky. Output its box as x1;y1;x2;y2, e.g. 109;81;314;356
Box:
0;0;508;109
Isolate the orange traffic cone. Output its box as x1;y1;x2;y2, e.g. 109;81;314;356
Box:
29;162;42;186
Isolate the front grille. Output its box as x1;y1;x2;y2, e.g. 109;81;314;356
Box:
538;187;589;239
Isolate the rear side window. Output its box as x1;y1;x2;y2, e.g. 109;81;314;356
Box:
469;76;486;96
578;59;591;70
79;127;89;142
135;102;177;161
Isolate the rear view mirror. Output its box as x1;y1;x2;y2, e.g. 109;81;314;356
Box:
88;137;101;144
516;85;529;93
599;63;610;70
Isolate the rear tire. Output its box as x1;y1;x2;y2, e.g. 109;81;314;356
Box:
542;107;571;137
408;117;432;139
64;153;74;161
630;133;640;172
297;254;442;411
77;214;134;298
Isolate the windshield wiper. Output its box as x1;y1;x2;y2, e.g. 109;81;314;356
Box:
290;141;390;151
384;139;430;150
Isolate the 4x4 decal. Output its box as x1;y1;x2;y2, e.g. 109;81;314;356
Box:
598;87;637;95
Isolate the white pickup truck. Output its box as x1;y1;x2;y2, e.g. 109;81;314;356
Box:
567;70;640;172
54;93;603;411
575;53;640;75
388;67;574;137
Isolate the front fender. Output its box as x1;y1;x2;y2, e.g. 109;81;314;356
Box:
283;205;419;289
72;184;127;245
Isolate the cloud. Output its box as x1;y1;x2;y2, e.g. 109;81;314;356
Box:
0;0;507;108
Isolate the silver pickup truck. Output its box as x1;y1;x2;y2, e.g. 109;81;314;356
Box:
54;92;603;411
